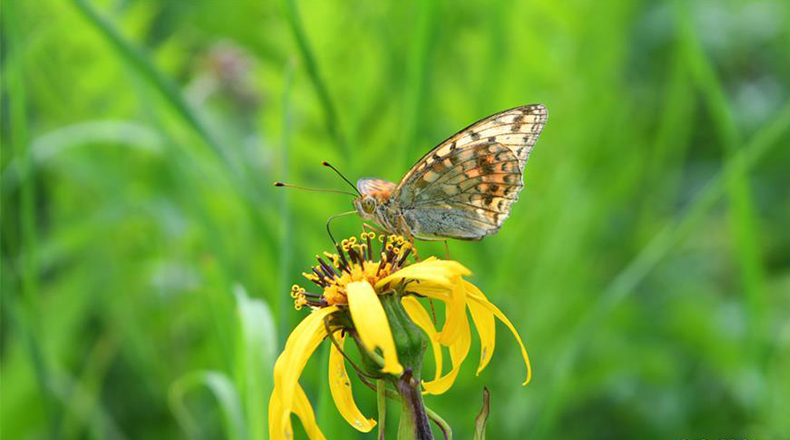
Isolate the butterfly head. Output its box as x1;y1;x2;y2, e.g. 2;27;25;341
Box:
353;178;396;221
353;195;379;220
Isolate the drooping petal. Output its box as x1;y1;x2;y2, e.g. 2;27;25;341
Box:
272;305;339;428
466;284;496;374
437;277;468;346
269;383;328;440
328;333;377;432
421;308;471;395
293;385;328;440
405;283;452;301
401;296;443;382
464;281;532;385
376;259;471;291
396;270;467;347
268;389;284;440
346;280;403;375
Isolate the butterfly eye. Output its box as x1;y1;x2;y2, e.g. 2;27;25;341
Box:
362;197;376;214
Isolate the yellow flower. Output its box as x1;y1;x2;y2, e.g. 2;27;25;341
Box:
269;233;531;440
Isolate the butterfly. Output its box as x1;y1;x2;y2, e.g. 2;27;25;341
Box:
352;104;547;241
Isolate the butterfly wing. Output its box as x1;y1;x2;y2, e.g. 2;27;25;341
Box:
394;104;547;240
357;178;396;201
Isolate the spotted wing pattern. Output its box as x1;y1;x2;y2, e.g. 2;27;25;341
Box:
394;104;547;240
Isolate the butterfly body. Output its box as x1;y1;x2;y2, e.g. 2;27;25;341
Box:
353;104;547;241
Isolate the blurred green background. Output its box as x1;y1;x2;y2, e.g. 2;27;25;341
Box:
2;0;790;439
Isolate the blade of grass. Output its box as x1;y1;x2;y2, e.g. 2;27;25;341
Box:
3;1;61;436
675;0;767;364
69;0;278;260
399;0;437;169
59;334;122;440
233;285;277;440
636;49;696;230
2;120;163;192
529;100;790;437
278;60;296;347
280;0;349;156
69;0;234;174
170;371;248;440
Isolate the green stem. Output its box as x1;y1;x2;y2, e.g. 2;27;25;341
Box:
395;370;433;440
359;374;450;440
377;380;387;440
425;407;451;440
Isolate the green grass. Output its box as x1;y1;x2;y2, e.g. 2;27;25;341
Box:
2;0;790;439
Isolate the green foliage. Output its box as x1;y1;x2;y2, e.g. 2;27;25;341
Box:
2;0;790;439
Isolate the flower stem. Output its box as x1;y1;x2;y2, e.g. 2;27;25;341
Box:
377;379;387;440
358;372;451;440
396;370;434;440
425;407;451;440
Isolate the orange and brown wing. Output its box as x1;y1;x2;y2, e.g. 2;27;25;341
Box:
394;104;547;240
396;104;546;190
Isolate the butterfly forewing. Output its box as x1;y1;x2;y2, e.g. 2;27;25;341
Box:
393;104;546;240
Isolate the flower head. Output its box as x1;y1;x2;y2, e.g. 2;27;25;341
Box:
293;233;414;308
269;232;532;440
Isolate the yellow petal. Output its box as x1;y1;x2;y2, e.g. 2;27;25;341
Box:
466;285;496;374
346;281;403;375
272;305;339;428
375;259;471;291
421;309;470;395
437;277;467;345
269;383;327;440
401;296;443;382
294;384;328;440
268;389;284;440
405;283;452;301
465;281;532;385
328;333;377;432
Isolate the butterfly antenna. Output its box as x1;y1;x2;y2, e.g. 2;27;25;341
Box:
273;182;357;197
326;210;357;245
322;161;361;196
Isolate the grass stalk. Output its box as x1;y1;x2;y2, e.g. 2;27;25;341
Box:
281;0;350;157
69;0;277;257
3;1;61;436
399;0;436;169
530;100;790;437
674;0;767;365
278;60;295;346
69;0;233;173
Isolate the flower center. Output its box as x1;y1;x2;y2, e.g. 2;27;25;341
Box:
292;232;413;309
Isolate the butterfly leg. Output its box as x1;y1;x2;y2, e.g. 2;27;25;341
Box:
413;235;451;260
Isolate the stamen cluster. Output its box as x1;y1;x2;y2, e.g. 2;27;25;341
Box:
292;233;413;309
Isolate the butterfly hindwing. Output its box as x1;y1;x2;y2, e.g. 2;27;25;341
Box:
397;142;523;239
